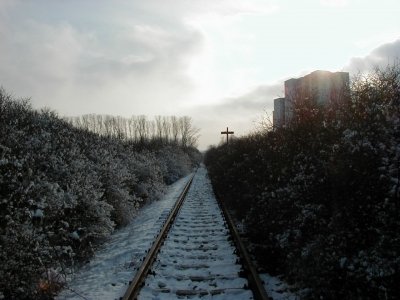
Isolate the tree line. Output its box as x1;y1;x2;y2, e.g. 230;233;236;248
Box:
65;114;199;148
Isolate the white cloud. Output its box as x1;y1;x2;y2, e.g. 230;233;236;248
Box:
0;19;88;103
140;0;277;18
320;0;348;7
0;1;206;115
0;0;399;149
354;32;400;51
345;39;400;73
193;38;400;149
0;0;16;11
9;0;276;116
184;81;281;149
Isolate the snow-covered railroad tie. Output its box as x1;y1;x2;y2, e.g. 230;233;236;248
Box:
122;167;269;300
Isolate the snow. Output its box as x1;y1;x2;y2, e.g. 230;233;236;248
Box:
33;208;44;218
340;257;347;268
69;231;80;240
57;168;298;300
56;174;193;300
260;274;299;300
137;167;252;299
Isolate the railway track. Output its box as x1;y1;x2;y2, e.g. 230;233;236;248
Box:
122;167;269;300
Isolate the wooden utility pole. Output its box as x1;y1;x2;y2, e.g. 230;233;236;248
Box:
221;127;234;144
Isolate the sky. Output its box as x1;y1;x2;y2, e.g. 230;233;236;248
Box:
0;0;399;150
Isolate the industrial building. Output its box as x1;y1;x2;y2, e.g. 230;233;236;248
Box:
273;70;350;127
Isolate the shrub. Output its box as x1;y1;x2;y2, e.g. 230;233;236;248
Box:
205;65;400;299
0;88;201;299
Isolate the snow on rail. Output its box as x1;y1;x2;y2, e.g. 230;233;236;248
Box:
56;174;193;300
137;167;253;299
57;167;296;300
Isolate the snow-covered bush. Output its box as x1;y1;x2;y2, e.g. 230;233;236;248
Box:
205;65;400;299
0;88;201;299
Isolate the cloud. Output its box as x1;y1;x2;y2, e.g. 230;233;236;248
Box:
320;0;348;7
192;38;400;149
0;0;276;117
184;82;282;149
0;20;87;99
345;39;400;73
1;0;398;150
0;0;16;12
215;84;280;113
0;1;208;116
139;0;277;19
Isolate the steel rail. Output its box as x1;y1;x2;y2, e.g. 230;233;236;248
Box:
217;198;271;300
122;169;269;300
122;172;196;300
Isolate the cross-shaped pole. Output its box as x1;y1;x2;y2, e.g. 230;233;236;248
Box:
221;127;234;144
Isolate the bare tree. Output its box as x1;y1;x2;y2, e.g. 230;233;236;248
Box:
155;115;163;143
179;116;200;148
103;115;114;138
171;116;180;144
65;113;199;148
137;115;148;144
162;116;171;143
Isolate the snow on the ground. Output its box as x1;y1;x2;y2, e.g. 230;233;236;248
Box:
57;174;193;300
260;273;299;300
57;168;298;300
138;167;252;300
